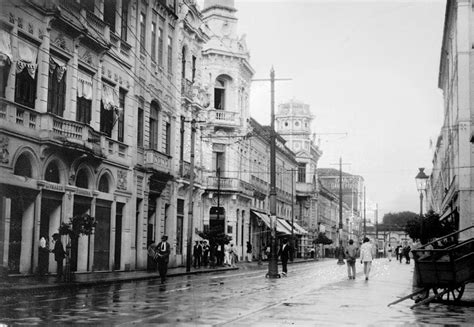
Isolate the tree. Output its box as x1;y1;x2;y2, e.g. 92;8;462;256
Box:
314;233;333;245
404;210;454;243
382;211;418;228
197;226;232;246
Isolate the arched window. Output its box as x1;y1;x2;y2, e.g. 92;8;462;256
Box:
14;153;32;177
98;174;110;193
149;101;160;150
76;169;89;189
45;161;60;183
214;78;226;109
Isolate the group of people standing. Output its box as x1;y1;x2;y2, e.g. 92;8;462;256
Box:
395;243;412;264
36;233;67;281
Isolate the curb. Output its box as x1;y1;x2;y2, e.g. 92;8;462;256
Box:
0;267;239;295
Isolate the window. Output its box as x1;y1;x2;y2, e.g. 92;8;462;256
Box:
76;169;89;189
176;199;184;255
104;0;116;32
100;83;117;137
47;58;66;116
212;147;225;177
45;161;60;183
118;88;126;142
191;55;196;82
214;78;225;109
0;31;11;98
140;12;146;55
167;35;173;74
158;22;164;66
165;120;171;155
298;163;306;183
151;19;157;62
179;116;185;161
149;101;159;150
14;153;32;177
98;174;110;193
181;47;186;79
121;0;129;40
76;71;92;124
15;41;38;108
137;104;144;147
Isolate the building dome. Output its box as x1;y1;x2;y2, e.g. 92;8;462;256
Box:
277;99;311;117
203;0;235;10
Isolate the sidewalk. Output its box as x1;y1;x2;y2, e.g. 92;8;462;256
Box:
0;257;318;295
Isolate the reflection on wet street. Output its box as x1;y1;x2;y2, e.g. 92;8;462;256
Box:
1;260;473;325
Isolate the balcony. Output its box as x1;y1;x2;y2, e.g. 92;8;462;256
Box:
178;161;203;184
296;182;315;195
207;177;254;197
207;109;240;127
144;149;172;174
0;98;132;160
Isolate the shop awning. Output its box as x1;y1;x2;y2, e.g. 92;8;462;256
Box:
292;221;309;235
252;210;271;229
277;218;293;235
251;210;291;235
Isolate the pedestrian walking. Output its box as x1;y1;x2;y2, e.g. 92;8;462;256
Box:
246;241;252;262
398;245;403;263
51;233;65;281
360;237;374;281
387;244;393;262
155;235;171;283
345;239;358;279
278;238;293;276
193;241;202;268
403;244;411;264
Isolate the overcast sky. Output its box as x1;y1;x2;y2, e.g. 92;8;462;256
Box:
199;0;446;219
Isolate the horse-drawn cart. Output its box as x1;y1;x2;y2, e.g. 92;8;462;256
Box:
388;226;474;309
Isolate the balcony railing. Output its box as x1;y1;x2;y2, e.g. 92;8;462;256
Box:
296;182;314;194
144;149;172;174
207;177;254;196
0;98;132;159
207;109;239;127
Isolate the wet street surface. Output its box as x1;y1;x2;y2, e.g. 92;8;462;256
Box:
1;259;473;326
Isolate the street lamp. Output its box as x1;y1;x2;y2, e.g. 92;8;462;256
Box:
415;168;429;244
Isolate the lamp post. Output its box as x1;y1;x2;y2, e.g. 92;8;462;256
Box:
415;168;429;244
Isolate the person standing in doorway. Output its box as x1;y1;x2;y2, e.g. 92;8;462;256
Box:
202;241;210;267
246;241;253;262
155;235;171;283
51;233;65;282
193;241;202;269
278;238;293;276
345;239;358;279
360;237;374;281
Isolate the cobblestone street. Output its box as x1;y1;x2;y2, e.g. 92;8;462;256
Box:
1;259;473;326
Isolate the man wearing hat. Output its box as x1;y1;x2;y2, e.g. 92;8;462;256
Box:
51;233;65;281
155;235;171;283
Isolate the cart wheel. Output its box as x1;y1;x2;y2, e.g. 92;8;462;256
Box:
433;285;465;302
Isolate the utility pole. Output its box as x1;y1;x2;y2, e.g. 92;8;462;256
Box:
337;157;345;265
291;168;295;260
253;68;291;279
375;203;378;258
363;186;367;238
186;119;196;272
